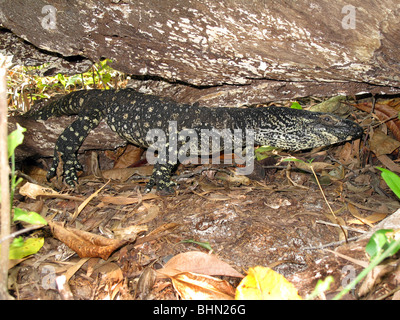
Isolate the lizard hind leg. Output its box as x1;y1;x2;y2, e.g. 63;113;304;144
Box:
145;162;177;195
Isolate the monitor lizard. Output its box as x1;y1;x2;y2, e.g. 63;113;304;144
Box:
24;89;363;193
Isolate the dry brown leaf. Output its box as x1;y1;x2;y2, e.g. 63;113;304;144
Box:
392;290;400;300
214;171;251;185
346;199;391;214
347;203;374;228
19;182;60;199
358;262;398;297
170;272;235;300
347;212;387;225
112;224;148;240
146;222;179;237
377;155;400;174
133;203;160;225
370;130;400;157
71;180;110;223
92;262;124;300
23;166;48;184
87;151;102;179
65;257;90;282
49;221;128;260
102;167;153;182
294;161;335;172
19;182;83;201
135;267;157;300
100;193;159;205
159;251;243;278
353;102;400;141
94;262;123;281
113;145;144;169
338;141;360;166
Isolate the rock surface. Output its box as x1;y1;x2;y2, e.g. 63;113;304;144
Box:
1;0;400;104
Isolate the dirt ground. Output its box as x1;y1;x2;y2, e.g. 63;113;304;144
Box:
8;133;400;300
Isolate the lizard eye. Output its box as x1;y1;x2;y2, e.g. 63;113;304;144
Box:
320;115;336;124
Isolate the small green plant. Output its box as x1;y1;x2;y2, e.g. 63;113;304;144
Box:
0;124;47;260
180;239;213;252
333;167;400;299
7;124;25;206
333;229;400;300
7;59;122;111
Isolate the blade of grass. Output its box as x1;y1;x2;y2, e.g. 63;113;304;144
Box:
333;237;400;300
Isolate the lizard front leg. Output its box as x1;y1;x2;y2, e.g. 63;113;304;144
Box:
47;105;104;187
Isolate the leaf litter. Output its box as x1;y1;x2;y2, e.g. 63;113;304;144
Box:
10;95;400;300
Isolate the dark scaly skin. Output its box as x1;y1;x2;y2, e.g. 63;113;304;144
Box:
25;89;363;193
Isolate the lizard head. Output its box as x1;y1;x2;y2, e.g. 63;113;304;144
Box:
255;107;363;150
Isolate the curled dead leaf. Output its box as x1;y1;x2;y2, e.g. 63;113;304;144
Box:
170;272;235;300
347;211;387;226
19;182;60;199
347;203;374;228
112;144;144;169
19;182;83;201
49;221;128;260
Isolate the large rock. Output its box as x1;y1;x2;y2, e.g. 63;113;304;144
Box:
1;0;400;105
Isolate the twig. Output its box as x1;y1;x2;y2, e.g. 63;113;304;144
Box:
0;224;45;244
315;220;367;234
303;236;360;250
310;166;348;242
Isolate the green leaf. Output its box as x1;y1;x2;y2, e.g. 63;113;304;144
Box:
180;239;213;251
365;229;393;260
13;208;47;225
334;236;400;300
290;102;303;110
307;276;334;300
376;167;400;199
7;124;26;158
254;146;277;161
11;236;24;248
9;237;45;259
101;73;112;85
65;74;82;89
57;73;66;87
